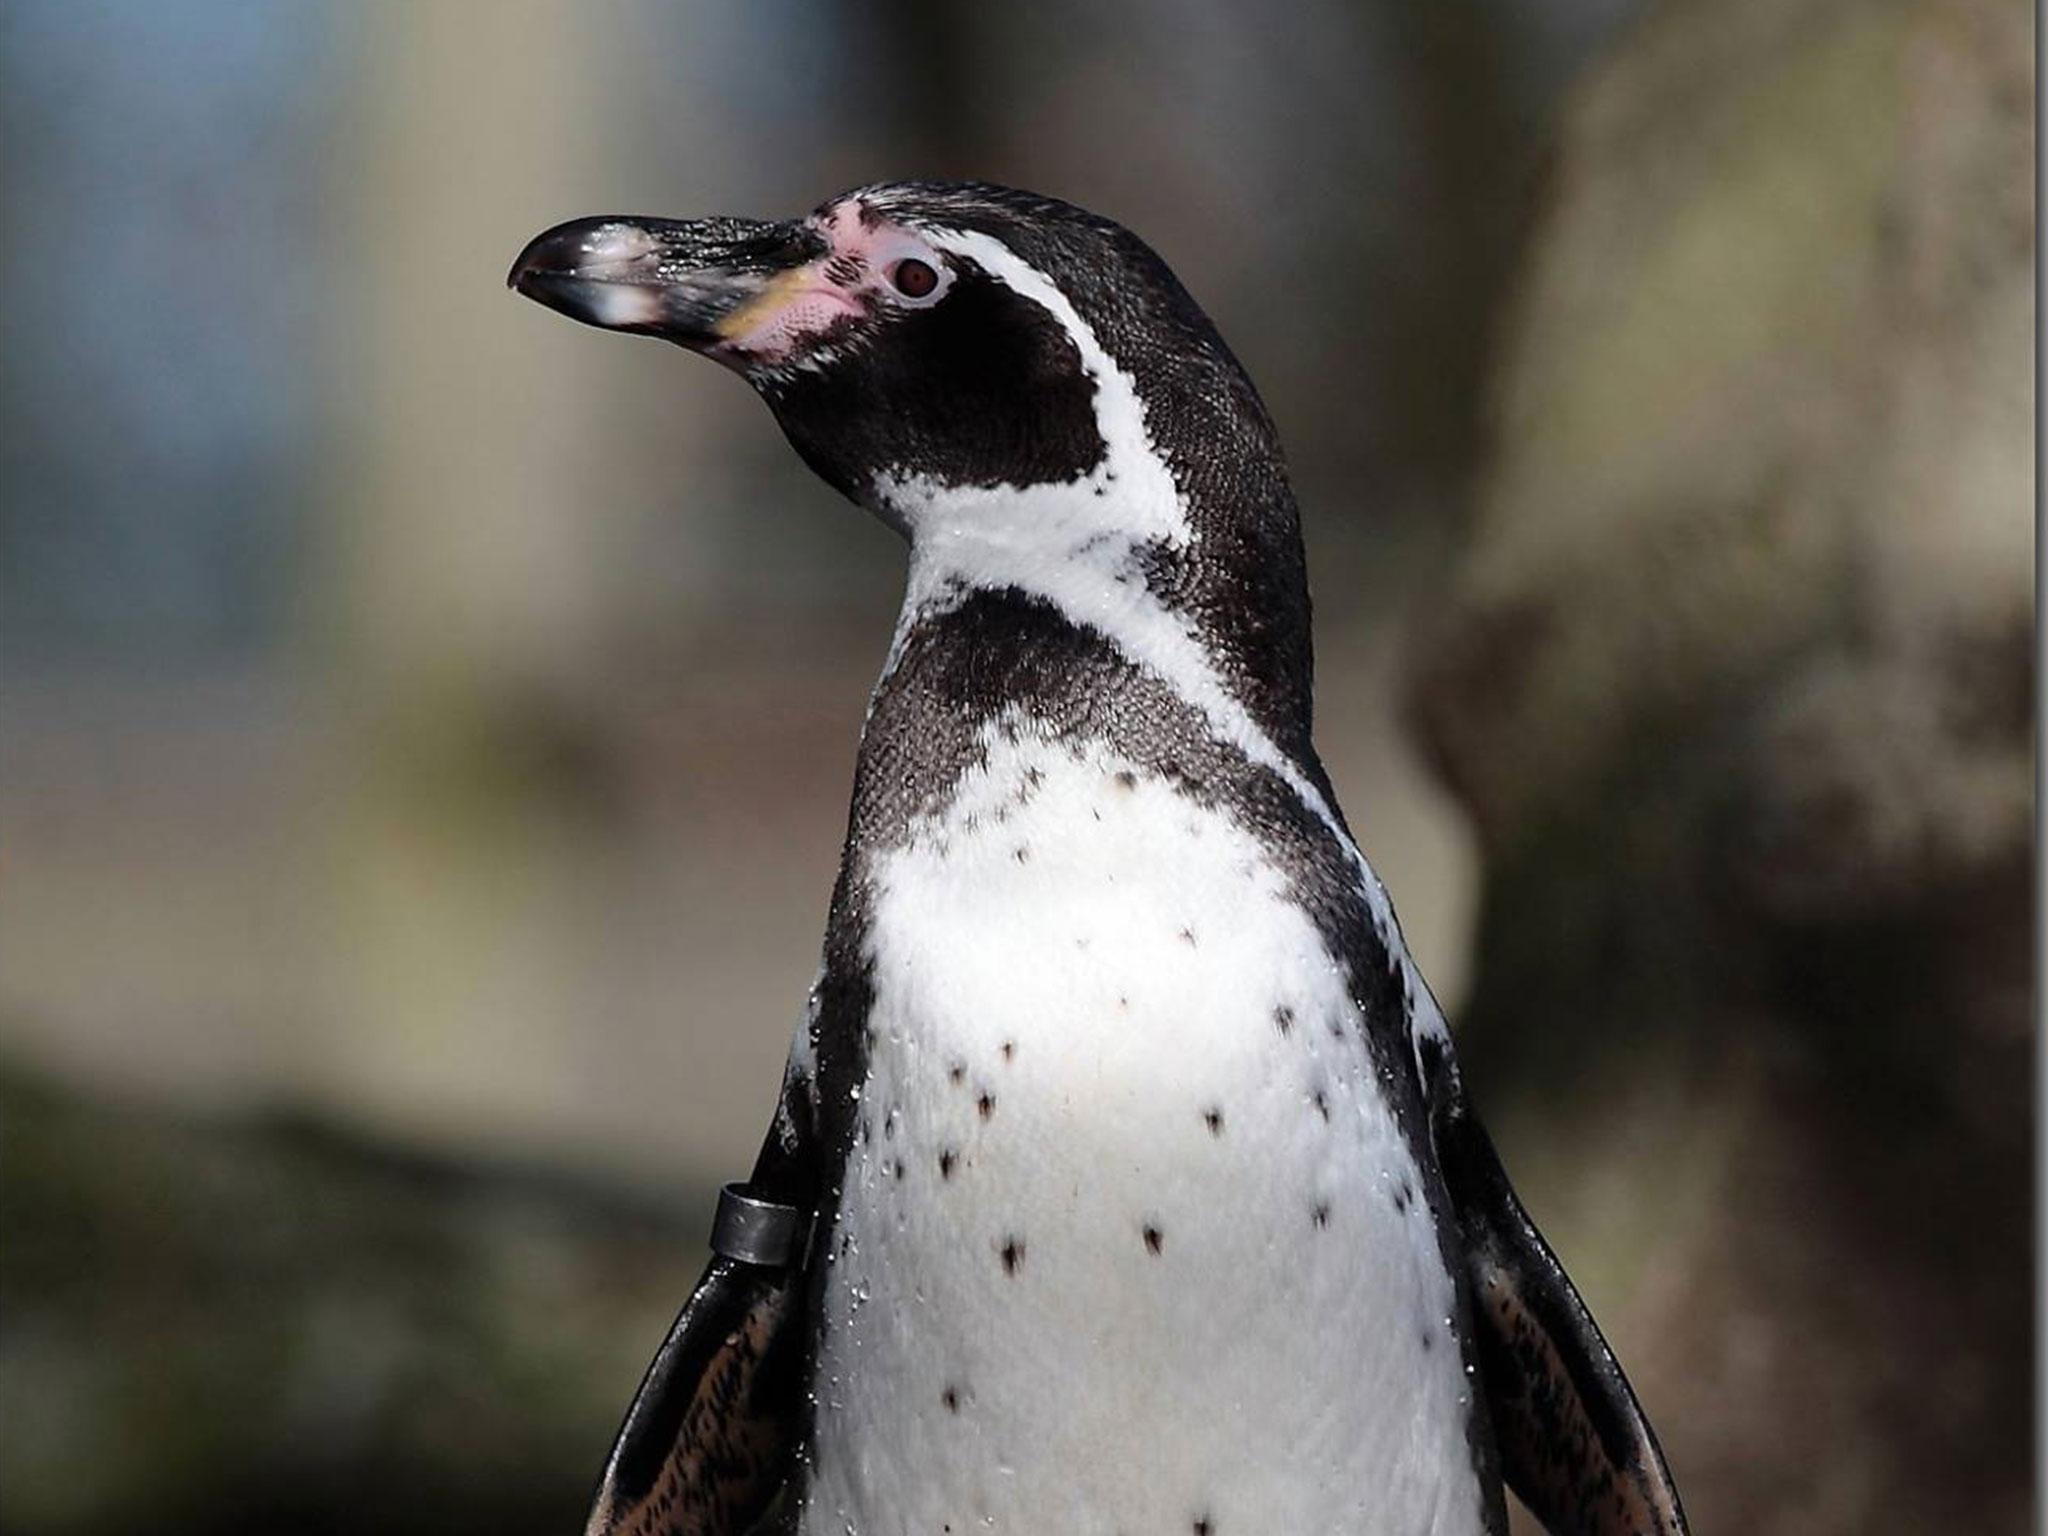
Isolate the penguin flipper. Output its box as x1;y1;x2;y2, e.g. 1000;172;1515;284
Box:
583;1250;809;1536
586;1070;822;1536
1429;1065;1689;1536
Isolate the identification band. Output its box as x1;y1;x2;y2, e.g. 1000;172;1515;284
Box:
709;1182;813;1268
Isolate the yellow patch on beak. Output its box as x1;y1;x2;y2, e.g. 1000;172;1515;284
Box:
713;265;815;342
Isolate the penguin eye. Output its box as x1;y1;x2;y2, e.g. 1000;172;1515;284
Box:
889;258;939;299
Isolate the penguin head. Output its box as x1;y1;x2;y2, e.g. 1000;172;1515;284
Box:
510;182;1275;537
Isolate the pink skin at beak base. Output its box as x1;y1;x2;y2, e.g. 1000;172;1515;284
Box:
717;200;943;365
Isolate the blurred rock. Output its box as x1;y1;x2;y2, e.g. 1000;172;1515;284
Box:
0;1061;709;1536
1407;0;2031;1530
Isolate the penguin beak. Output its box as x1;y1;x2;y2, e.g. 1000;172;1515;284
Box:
507;214;826;352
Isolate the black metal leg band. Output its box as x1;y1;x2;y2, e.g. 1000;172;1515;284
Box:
709;1182;814;1268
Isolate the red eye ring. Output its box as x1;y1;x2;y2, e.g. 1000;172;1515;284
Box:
890;257;939;299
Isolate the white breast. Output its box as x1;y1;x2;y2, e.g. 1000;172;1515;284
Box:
800;723;1485;1536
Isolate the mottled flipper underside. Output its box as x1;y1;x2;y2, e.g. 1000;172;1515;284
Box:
583;1256;807;1536
1430;1070;1689;1536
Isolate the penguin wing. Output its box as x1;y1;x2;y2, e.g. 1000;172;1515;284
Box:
1427;1055;1690;1536
583;1252;808;1536
584;1077;821;1536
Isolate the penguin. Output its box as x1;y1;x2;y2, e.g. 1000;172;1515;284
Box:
508;183;1688;1536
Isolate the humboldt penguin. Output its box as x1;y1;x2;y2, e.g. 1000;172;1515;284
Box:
508;181;1688;1536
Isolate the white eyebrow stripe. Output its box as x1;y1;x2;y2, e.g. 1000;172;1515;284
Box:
922;225;1189;550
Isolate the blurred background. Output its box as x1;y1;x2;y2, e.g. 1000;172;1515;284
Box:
0;1;2032;1532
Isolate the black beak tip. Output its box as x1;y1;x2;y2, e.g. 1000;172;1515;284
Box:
507;220;593;295
506;219;666;332
506;212;793;345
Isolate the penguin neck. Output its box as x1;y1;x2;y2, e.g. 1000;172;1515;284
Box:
872;470;1320;785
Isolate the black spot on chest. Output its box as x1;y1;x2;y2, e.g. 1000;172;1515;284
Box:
798;587;1491;1501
